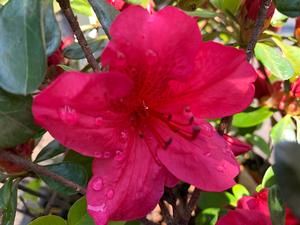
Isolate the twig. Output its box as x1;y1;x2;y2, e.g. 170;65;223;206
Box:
0;151;86;195
56;0;100;71
19;196;36;218
246;0;272;61
186;189;201;216
18;184;48;199
159;200;173;225
43;192;58;215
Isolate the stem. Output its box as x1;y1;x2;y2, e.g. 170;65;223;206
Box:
139;218;160;225
159;200;173;225
186;189;201;216
56;0;100;72
246;0;272;61
0;151;86;195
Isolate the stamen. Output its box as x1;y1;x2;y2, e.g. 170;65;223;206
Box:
148;125;173;150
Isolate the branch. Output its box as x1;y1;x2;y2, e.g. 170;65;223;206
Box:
246;0;273;61
186;189;201;216
0;151;86;195
139;218;160;225
56;0;100;72
159;200;173;225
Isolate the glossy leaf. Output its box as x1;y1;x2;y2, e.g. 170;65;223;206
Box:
87;0;119;38
245;134;271;156
273;0;300;17
39;162;88;195
273;38;300;76
255;43;294;80
71;0;93;16
0;89;40;148
34;140;66;163
63;38;106;59
232;107;273;128
262;166;276;188
185;8;218;18
0;179;18;225
232;184;249;201
68;197;95;225
270;115;296;145
268;185;285;225
199;191;236;209
64;150;93;178
274;142;300;220
43;0;61;56
0;0;46;94
271;10;288;27
28;215;67;225
195;208;220;225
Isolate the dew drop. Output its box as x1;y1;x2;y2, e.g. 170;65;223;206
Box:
114;149;125;161
92;177;103;191
106;189;114;199
146;49;158;64
103;151;111;159
119;131;128;143
95;117;104;126
94;151;102;158
88;203;107;213
58;105;78;125
117;51;125;60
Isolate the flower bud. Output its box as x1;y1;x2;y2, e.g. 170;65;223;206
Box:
223;134;252;156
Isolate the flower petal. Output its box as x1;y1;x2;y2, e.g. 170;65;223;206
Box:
32;71;133;157
102;6;201;82
155;119;239;192
86;133;165;225
216;209;272;225
163;41;256;119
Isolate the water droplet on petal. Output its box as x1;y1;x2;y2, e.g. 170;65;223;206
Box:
114;149;125;161
58;105;78;125
119;131;128;143
146;49;158;65
223;145;233;156
94;151;102;158
95;117;103;126
103;151;111;159
117;51;125;60
88;203;107;213
106;189;114;199
216;164;225;173
204;151;212;157
92;177;103;191
200;123;214;137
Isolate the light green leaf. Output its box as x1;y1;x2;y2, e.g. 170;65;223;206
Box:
262;166;276;188
68;197;95;225
0;0;46;94
232;107;273;128
71;0;93;16
232;184;249;201
270;115;296;144
28;215;67;225
255;43;294;80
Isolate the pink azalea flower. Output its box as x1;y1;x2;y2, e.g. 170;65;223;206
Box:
216;189;300;225
32;6;256;225
106;0;126;11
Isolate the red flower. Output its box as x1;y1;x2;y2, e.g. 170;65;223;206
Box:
216;189;300;225
223;134;252;156
244;0;275;21
106;0;126;11
291;78;300;98
254;69;272;99
32;6;256;225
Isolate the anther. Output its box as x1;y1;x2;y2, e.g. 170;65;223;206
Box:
164;138;173;149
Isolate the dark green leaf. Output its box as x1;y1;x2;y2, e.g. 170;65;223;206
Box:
63;38;106;59
34;140;66;163
268;185;285;225
87;0;119;38
43;0;61;56
255;43;294;80
0;0;46;94
0;179;18;225
28;215;67;225
198;192;236;209
245;134;271;156
64;150;93;178
232;107;273;128
270;115;296;144
0;89;40;148
274;142;300;220
40;162;88;195
274;0;300;18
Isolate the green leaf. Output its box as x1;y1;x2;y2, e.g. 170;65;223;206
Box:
268;185;285;225
0;0;46;95
185;8;218;18
272;38;300;76
0;89;40;148
28;215;67;225
274;142;300;220
64;150;93;178
255;43;294;80
270;115;296;144
273;0;300;18
198;191;236;209
195;208;220;225
71;0;93;16
43;0;61;56
39;162;88;195
63;38;106;59
68;196;95;225
271;10;288;27
232;184;249;201
0;179;18;225
245;134;271;156
262;166;276;188
87;0;119;38
34;140;66;163
232;107;273;128
210;0;241;15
